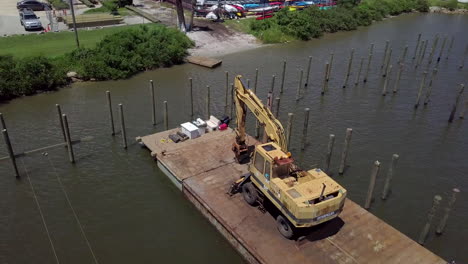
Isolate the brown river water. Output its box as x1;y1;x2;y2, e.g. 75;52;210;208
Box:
1;12;467;264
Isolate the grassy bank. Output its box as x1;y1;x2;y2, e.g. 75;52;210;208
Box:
0;24;155;58
230;0;429;43
429;0;468;9
0;24;193;101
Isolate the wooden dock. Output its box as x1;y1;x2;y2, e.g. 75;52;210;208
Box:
186;56;222;68
137;128;446;264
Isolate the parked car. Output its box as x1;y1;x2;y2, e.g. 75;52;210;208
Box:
17;0;51;11
19;9;43;31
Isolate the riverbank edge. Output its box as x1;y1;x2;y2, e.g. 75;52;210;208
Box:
429;6;468;14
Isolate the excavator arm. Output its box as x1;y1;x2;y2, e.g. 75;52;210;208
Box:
232;75;288;162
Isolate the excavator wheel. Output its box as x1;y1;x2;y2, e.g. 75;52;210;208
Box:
276;215;294;239
242;182;258;206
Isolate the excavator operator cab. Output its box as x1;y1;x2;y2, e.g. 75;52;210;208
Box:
251;142;294;182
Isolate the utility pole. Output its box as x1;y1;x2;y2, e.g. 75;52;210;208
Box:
69;0;80;48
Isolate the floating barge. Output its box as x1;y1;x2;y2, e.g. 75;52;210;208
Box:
186;56;222;68
137;128;446;264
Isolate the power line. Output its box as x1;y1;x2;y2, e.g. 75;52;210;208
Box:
45;154;99;264
21;159;60;264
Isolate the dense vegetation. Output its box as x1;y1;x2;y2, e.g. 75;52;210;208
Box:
247;0;429;43
429;0;468;10
0;25;192;101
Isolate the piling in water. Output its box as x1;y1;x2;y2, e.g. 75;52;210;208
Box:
338;128;353;174
118;104;127;149
423;68;438;105
393;63;403;94
322;62;329;95
364;160;380;209
247;79;250;89
254;68;259;93
255;120;260;139
301;108;310;150
414;71;428;109
106;91;115;136
189;78;194;119
327;52;334;82
286;113;294;149
436;188;460;235
381;154;399;200
428;34;440;65
412;33;422;60
55;104;66;142
271;75;276;93
296;70;303;100
230;83;234;119
2;129;20;177
206;85;211;120
437;35;447;63
225;71;229;110
355;57;364;86
460;44;468;69
305;56;312;87
415;40;425;68
420;40;428;62
381;40;390;69
324;134;335;174
62;114;75;162
418;195;442;245
399;45;408;64
383;48;392;77
280;62;286;93
150;80;156;126
342;48;354;88
363;43;374;83
382;65;393;96
460;100;467;119
274;97;280;118
448;84;465;123
0;113;6;130
164;101;169;130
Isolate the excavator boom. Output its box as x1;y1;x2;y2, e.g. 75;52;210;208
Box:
233;75;287;160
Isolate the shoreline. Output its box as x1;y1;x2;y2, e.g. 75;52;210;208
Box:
429;6;468;14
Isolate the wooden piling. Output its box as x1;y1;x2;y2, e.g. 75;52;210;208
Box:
420;40;428;62
247;79;250;89
274;97;280;118
254;68;259;93
150;80;156;126
286;113;294;149
415;40;425;68
2;129;20;177
355;57;364;86
423;68;438;105
460;44;468;69
393;63;403;94
0;113;5;130
280;62;286;93
460;100;467;119
342;48;354;88
270;75;276;93
382;65;393;96
399;45;408;64
381;40;390;69
364;160;381;209
118;104;127;149
324;134;335;174
206;85;211;119
189;78;194;119
230;83;234;119
305;56;312;87
255;120;260;139
418;195;442;245
225;71;229;109
327;52;334;82
61;114;75;162
448;84;465;123
445;36;454;60
322;62;329;95
381;154;399;200
106;91;115;136
363;43;374;83
296;70;303;100
338;128;353;174
164;101;169;130
436;188;460;235
383;48;392;77
55;104;66;142
428;34;440;65
437;36;447;63
414;71;428;109
412;33;422;60
301;108;310;150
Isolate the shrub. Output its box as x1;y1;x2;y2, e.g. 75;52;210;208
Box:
47;0;69;10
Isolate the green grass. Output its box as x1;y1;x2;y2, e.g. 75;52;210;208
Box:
428;0;468;9
0;24;158;58
224;18;296;43
83;7;133;15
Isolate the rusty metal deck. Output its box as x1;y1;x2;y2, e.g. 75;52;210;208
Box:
137;128;446;264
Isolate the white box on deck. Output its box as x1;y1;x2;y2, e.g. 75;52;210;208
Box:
193;118;207;135
181;122;200;139
206;115;221;131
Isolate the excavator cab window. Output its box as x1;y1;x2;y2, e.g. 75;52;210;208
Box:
273;163;290;179
254;152;265;174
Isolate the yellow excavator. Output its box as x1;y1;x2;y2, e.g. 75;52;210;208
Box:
228;75;347;239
